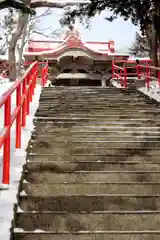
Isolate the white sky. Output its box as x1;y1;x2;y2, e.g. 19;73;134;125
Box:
0;7;139;53
32;8;138;52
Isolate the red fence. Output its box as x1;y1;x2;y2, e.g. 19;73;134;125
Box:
112;59;160;89
0;61;48;187
41;62;48;86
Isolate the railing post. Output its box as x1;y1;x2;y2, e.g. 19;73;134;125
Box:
33;63;38;93
41;67;44;86
29;72;33;103
46;64;48;84
112;61;114;79
146;65;150;89
2;95;11;185
116;66;118;79
26;73;31;115
123;67;127;88
22;77;27;127
120;68;122;88
16;84;21;148
136;65;141;80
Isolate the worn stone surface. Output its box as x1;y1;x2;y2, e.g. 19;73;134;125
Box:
13;86;160;239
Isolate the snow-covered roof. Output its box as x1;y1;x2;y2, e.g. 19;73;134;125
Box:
24;27;116;58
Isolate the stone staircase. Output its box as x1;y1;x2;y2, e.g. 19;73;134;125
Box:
13;86;160;240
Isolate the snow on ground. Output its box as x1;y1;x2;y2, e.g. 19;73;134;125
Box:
111;78;160;102
0;81;42;240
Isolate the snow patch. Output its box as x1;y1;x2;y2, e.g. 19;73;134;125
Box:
111;78;160;102
0;82;42;240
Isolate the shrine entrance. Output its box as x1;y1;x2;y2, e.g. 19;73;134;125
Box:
24;26;129;86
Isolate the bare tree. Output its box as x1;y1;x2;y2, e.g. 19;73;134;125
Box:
5;1;88;80
4;8;61;80
129;32;150;57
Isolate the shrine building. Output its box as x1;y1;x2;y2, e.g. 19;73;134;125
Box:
24;27;129;86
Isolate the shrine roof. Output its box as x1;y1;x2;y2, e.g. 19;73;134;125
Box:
24;27;117;57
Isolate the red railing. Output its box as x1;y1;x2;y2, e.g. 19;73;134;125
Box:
137;65;160;89
41;62;48;86
112;59;160;89
112;60;127;88
0;61;40;187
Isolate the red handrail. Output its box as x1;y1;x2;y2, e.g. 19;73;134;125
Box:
41;62;48;86
112;60;160;89
112;61;127;88
137;64;160;89
0;61;38;186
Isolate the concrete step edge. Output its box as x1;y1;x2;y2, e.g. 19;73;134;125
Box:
19;193;160;197
13;230;160;234
23;170;160;173
15;210;160;214
26;160;160;164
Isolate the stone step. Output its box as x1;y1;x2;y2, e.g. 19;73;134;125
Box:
33;117;160;122
21;182;160;196
31;133;160;141
24;170;160;183
36;108;160;112
38;102;155;106
25;161;160;173
33;119;160;126
34;116;160;121
33;123;160;129
29;148;160;156
27;153;160;161
37;106;159;110
15;211;160;231
30;139;160;146
28;142;160;155
35;110;160;115
34;114;160;118
31;135;160;142
12;85;160;240
39;99;153;103
32;126;160;135
27;147;160;155
12;231;160;240
19;195;160;211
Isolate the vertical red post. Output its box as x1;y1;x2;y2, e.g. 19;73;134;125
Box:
146;65;150;89
29;70;33;102
22;77;27;127
45;63;48;84
26;73;31;115
41;67;44;86
112;61;114;79
123;67;127;88
33;63;38;93
116;66;118;79
119;68;122;88
136;65;141;80
2;96;11;185
16;84;21;148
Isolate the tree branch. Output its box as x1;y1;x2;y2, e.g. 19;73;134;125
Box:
30;1;89;8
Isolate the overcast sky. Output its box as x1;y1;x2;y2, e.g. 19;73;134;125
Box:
33;8;139;52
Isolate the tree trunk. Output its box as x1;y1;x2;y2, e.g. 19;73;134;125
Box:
145;24;153;59
17;14;29;76
8;13;27;81
152;20;158;67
